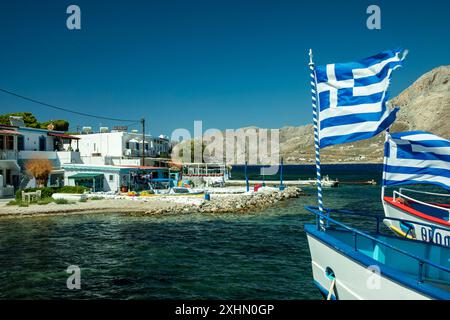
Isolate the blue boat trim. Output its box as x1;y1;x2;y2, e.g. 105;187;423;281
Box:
304;206;450;300
305;224;450;300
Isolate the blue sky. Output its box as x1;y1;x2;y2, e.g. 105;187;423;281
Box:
0;0;448;135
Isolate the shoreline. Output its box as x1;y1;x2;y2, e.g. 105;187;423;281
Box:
0;187;304;220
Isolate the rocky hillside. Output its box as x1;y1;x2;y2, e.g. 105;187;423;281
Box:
174;66;449;164
264;65;448;164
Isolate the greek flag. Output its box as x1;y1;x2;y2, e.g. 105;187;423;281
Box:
383;131;450;190
315;49;406;148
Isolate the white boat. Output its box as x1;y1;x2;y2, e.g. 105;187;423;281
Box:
382;188;450;246
300;175;339;188
305;206;450;300
168;187;204;195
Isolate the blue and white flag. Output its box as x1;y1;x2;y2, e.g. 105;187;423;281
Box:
383;131;450;190
315;49;406;148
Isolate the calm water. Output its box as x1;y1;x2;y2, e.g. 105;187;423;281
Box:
0;166;385;299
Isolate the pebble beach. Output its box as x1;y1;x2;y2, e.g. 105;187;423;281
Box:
0;187;304;219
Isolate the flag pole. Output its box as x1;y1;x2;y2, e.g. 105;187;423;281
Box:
381;128;390;202
309;49;325;225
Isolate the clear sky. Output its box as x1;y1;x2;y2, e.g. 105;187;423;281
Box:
0;0;448;136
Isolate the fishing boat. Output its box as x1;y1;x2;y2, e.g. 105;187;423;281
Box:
381;131;450;246
304;206;450;300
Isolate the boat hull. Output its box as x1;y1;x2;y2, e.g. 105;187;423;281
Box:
306;232;432;300
383;198;450;247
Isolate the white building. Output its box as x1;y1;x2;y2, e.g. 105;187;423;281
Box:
0;121;82;196
71;129;171;166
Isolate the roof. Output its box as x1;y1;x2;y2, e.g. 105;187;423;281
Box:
0;129;21;136
48;132;80;140
116;165;169;170
68;173;104;179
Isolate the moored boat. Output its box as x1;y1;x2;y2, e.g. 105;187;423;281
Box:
383;188;450;245
381;131;450;246
305;206;450;300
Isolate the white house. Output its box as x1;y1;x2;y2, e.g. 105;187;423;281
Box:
0;117;82;196
71;129;171;166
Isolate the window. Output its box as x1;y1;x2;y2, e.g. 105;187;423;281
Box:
0;136;4;150
126;142;130;149
109;175;114;182
6;136;14;150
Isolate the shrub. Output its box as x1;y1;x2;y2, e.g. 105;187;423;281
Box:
59;186;88;194
90;196;104;200
25;159;53;187
7;200;20;206
15;186;88;200
37;198;54;205
18;202;29;207
79;198;87;203
16;187;56;200
54;199;69;205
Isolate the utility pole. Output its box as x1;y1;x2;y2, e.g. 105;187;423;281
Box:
141;118;145;167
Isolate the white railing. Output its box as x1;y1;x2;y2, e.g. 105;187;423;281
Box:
18;151;81;165
393;190;450;220
399;187;450;198
0;150;18;160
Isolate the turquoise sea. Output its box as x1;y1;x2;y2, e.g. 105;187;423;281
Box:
0;165;386;299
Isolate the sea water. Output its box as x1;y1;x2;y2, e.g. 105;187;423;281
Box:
0;165;385;299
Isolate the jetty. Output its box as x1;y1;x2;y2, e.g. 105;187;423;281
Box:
226;175;339;188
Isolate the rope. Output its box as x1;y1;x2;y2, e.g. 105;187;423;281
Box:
327;278;336;300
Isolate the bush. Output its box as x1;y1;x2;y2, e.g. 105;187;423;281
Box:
7;200;20;206
37;198;54;205
79;198;87;203
90;196;104;200
16;187;56;200
15;186;88;200
59;186;88;194
54;199;69;205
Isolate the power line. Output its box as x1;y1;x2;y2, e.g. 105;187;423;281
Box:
0;87;139;123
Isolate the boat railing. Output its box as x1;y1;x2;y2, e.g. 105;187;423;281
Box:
393;190;450;220
399;187;450;198
322;207;450;234
305;206;450;283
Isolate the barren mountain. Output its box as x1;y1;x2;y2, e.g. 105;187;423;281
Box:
174;66;449;164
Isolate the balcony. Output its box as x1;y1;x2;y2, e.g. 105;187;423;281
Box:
18;151;81;167
0;150;18;160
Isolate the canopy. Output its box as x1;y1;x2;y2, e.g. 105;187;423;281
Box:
48;132;80;140
128;139;139;143
68;173;104;179
0;129;21;136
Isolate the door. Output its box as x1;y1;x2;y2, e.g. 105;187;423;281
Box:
17;136;24;151
39;136;46;151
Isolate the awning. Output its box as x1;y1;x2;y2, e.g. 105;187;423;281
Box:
48;132;80;140
0;130;21;136
68;173;104;179
128;138;139;143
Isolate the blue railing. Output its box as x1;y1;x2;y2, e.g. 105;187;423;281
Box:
305;206;450;283
320;206;450;236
